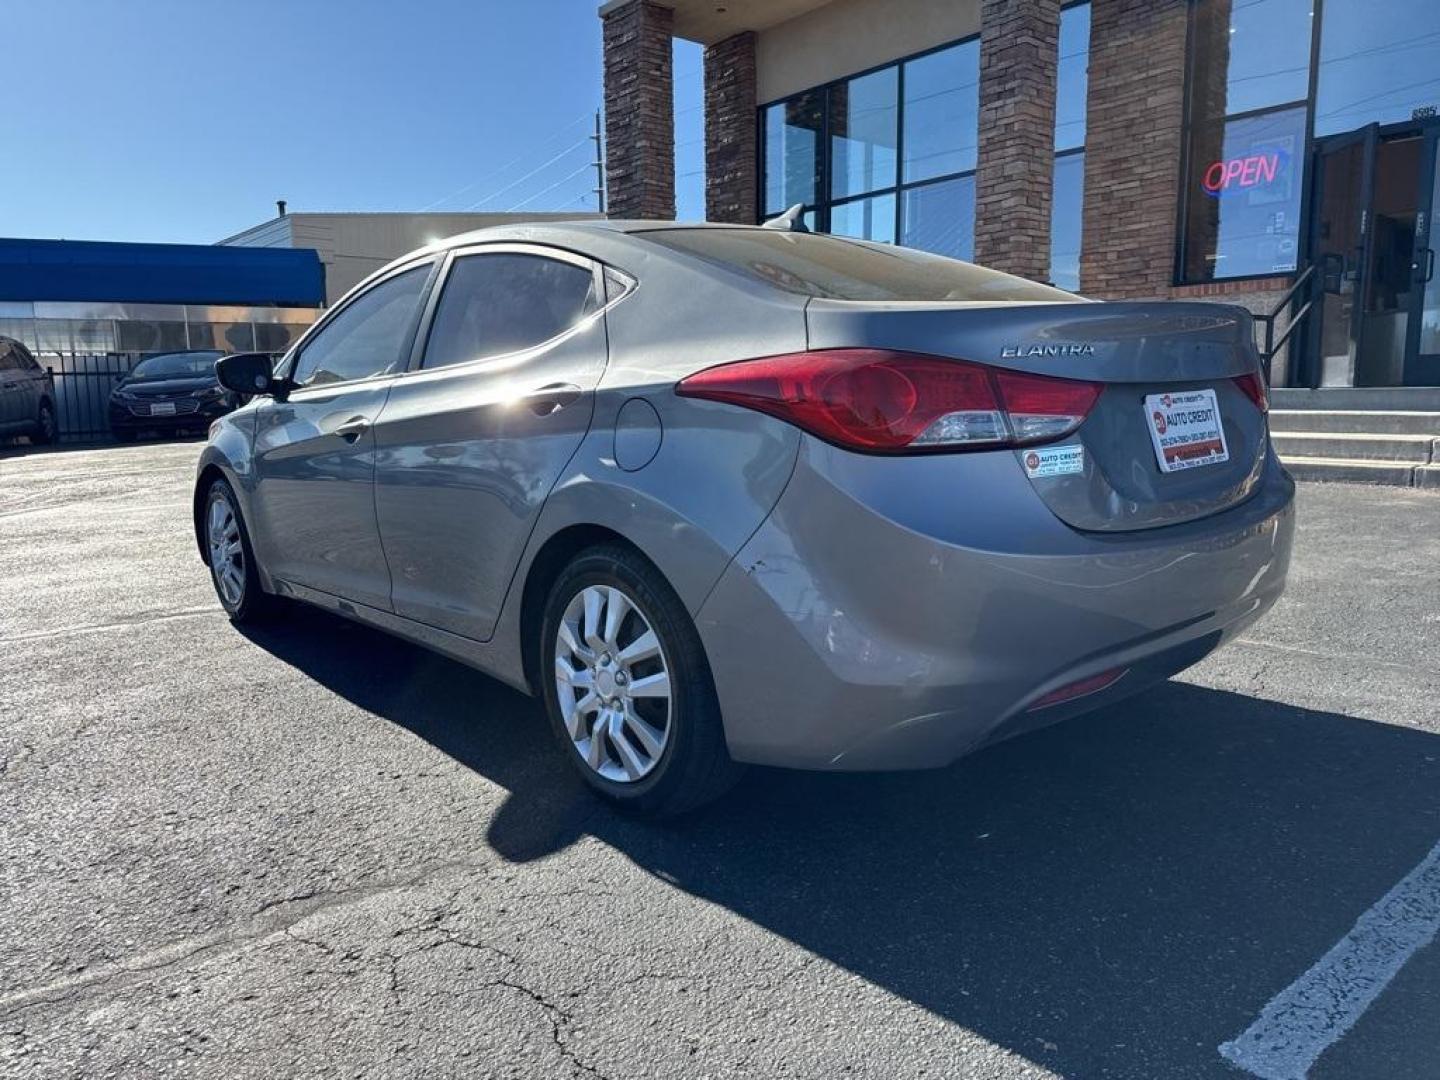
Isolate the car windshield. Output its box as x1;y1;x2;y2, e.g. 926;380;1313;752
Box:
637;228;1078;303
127;351;224;381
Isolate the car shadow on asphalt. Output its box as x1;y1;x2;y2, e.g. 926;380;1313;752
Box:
241;603;1440;1079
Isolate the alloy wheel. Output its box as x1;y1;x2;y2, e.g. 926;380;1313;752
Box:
207;496;245;608
554;584;672;783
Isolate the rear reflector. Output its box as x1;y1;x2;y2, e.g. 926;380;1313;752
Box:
1232;371;1269;414
1026;667;1129;711
676;349;1102;453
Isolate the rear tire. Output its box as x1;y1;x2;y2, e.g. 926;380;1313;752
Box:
203;477;277;624
540;546;742;817
33;401;56;445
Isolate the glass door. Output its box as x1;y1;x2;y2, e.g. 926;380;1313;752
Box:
1403;124;1440;386
1304;124;1378;387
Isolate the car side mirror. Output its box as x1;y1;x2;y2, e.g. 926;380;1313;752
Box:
216;352;285;399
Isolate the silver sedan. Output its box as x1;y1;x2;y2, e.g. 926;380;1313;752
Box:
196;220;1295;815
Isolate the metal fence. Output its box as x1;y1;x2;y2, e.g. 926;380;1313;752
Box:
39;352;143;442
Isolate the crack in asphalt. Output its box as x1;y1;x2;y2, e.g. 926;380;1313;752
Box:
0;860;490;1018
0;606;223;645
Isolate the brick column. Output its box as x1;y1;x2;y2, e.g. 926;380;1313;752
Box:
1080;0;1189;297
973;0;1061;281
704;31;758;224
602;1;675;220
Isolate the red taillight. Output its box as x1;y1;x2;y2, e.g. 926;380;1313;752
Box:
1233;371;1269;414
676;349;1102;453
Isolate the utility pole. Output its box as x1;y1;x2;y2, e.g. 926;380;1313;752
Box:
591;109;606;215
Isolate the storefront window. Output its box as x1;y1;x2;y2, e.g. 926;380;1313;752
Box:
760;34;979;261
902;41;979;183
763;91;824;215
901;176;975;260
830;68;898;200
1192;0;1313;119
831;193;898;244
1315;0;1440;136
1055;3;1090;152
1183;106;1306;281
1050;152;1084;291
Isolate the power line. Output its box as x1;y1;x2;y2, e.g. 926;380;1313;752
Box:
417;112;593;212
463;138;591;211
505;162;597;212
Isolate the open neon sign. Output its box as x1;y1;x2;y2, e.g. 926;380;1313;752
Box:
1201;151;1287;196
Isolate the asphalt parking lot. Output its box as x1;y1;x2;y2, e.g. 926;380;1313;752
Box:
2;439;1438;1080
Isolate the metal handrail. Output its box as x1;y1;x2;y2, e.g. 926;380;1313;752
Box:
1255;264;1316;385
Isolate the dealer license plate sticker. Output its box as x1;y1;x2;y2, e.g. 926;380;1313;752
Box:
150;401;177;416
1021;443;1084;478
1144;389;1228;473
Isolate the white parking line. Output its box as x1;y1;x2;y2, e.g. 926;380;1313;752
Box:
1219;837;1440;1079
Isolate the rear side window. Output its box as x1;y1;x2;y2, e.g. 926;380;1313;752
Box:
422;253;598;370
292;264;432;387
639;228;1074;303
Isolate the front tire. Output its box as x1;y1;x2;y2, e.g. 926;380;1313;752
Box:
33;401;56;445
203;478;276;623
540;546;741;817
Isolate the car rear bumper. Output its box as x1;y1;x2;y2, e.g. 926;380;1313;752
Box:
696;437;1296;771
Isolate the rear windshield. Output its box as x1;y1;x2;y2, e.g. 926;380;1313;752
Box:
638;228;1077;303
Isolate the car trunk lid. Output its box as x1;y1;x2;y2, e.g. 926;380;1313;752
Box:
804;299;1270;532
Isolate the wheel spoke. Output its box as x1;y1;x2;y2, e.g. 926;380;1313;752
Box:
602;587;630;649
582;588;605;652
623;704;665;758
557;619;591;664
585;721;609;769
617;629;660;665
626;671;670;700
608;714;646;780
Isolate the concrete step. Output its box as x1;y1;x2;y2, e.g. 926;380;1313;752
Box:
1271;431;1436;463
1270;387;1440;410
1281;457;1419;486
1415;464;1440;490
1268;409;1440;435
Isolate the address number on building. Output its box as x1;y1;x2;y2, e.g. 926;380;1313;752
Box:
1144;389;1229;473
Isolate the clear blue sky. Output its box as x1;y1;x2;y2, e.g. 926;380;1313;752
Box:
1;0;704;244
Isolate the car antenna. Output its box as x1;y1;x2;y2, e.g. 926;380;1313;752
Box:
762;204;809;232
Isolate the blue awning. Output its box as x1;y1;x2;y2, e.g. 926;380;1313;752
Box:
0;237;325;307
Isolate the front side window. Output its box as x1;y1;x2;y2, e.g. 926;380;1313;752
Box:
421;253;598;370
291;264;431;387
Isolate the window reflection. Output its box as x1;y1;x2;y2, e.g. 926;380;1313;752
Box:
902;41;979;183
831;194;898;244
1055;3;1090;151
763;92;824;214
830;68;898;200
1049;152;1084;291
901;177;975;261
1315;0;1440;135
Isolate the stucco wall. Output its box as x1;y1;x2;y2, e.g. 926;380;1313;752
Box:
755;0;981;103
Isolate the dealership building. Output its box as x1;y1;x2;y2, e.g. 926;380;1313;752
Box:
596;0;1440;482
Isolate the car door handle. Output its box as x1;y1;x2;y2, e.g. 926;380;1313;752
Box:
526;383;583;417
331;415;372;442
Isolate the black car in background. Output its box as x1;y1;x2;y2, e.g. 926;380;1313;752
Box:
108;350;238;441
0;336;57;445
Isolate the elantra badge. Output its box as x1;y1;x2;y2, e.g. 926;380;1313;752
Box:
1001;343;1096;359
